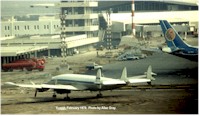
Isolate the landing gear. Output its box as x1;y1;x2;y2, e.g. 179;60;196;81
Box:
34;89;38;97
64;91;71;100
96;91;103;98
52;90;71;99
147;82;151;85
64;97;70;100
52;92;57;98
64;95;70;100
64;92;70;100
97;93;102;98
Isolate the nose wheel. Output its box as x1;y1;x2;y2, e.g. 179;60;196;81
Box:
52;94;57;98
147;82;151;85
52;91;57;98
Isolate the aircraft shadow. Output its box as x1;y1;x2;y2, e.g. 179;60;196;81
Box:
2;94;128;105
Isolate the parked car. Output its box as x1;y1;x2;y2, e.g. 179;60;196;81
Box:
118;54;140;61
125;54;140;60
85;62;103;70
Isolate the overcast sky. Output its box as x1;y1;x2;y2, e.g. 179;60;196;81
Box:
1;1;60;16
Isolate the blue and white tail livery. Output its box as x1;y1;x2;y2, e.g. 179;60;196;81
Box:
159;20;198;61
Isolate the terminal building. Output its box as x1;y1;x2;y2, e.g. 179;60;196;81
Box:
1;0;198;65
1;0;100;65
97;0;198;39
1;16;60;37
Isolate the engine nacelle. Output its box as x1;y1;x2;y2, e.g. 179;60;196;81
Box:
37;88;49;92
54;89;71;94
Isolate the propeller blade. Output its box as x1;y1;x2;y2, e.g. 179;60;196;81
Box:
30;80;35;85
34;89;38;97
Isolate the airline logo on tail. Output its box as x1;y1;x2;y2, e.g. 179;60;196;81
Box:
159;20;198;61
165;28;175;41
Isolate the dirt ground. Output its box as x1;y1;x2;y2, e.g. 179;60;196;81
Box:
1;37;198;114
1;88;198;114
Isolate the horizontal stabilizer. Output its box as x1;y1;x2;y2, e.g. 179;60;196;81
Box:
128;79;151;83
144;72;157;76
120;65;156;84
102;80;126;85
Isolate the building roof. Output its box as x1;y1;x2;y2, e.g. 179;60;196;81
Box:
104;11;198;24
98;0;198;8
1;46;48;56
1;34;99;57
162;0;198;6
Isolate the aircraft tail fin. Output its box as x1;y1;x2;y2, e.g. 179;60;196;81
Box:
159;20;188;50
146;65;155;81
96;69;102;84
120;67;129;83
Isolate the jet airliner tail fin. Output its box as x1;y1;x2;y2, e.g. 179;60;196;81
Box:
159;20;189;50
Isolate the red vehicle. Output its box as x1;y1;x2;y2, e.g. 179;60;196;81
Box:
2;58;45;72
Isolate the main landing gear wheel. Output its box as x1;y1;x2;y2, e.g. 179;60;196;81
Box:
147;82;151;85
96;93;103;98
96;91;103;98
64;93;70;100
34;89;38;97
64;96;70;100
52;94;57;98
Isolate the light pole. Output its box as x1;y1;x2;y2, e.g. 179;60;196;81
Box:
59;13;68;67
106;8;112;51
131;0;135;38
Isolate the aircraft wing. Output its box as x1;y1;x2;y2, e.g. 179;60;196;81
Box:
5;82;42;88
5;82;85;91
41;84;81;90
